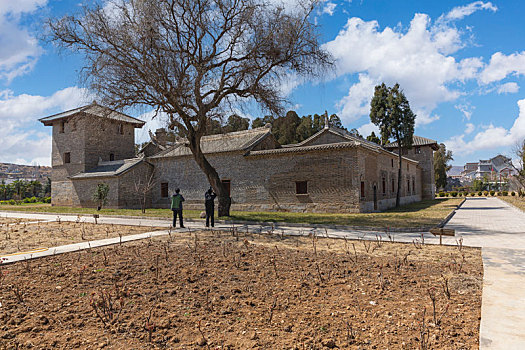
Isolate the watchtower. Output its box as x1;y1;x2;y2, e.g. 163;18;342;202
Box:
39;102;145;205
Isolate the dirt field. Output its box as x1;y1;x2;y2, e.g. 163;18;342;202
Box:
0;229;482;349
0;219;164;255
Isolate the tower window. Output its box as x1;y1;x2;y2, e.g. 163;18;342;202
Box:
59;121;65;133
415;146;421;154
391;159;394;167
160;182;169;198
295;181;308;195
109;153;115;161
64;152;71;164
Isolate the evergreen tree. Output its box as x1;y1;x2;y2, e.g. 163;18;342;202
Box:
433;143;453;191
370;83;415;207
366;131;381;144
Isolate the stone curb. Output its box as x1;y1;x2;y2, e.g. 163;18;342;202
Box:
436;197;466;228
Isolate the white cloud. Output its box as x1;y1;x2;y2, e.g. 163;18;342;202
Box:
321;2;337;16
441;1;497;22
357;122;379;138
0;0;46;83
497;82;520;94
445;98;525;155
337;74;376;123
455;104;474;120
465;123;475;134
0;86;92;165
480;51;525;84
324;12;486;126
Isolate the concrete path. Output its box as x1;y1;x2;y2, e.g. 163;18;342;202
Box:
445;197;525;349
0;210;456;265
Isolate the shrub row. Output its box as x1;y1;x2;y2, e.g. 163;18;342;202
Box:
0;197;50;205
437;191;515;197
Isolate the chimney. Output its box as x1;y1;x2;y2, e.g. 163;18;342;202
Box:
155;128;168;146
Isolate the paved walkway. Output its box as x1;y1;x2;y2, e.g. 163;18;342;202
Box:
445;197;525;349
1;198;525;348
0;210;455;265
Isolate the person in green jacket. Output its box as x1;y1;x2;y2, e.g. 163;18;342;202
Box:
170;188;185;228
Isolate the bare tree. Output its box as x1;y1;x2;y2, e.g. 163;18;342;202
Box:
47;0;332;216
133;168;157;214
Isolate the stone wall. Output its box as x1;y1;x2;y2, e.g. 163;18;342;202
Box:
389;145;435;200
50;113;137;207
149;146;422;213
117;163;154;209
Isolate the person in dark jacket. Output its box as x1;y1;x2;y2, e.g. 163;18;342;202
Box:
204;187;217;227
171;188;185;228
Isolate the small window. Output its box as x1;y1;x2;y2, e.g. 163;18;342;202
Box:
59;121;65;133
160;182;169;198
415;146;421;154
391;178;395;193
391;159;394;167
109;153;115;161
221;179;231;197
71;120;76;132
382;178;386;194
407;163;409;171
64;152;71;164
296;181;308;195
118;124;124;135
360;181;365;198
412;178;416;194
407;178;410;193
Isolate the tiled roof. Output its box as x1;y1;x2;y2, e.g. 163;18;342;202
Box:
248;141;360;156
39;102;145;127
384;135;439;150
150;126;273;158
70;158;146;179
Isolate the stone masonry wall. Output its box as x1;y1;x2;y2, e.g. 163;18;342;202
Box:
149;147;422;213
50;113;137;207
389;145;435;200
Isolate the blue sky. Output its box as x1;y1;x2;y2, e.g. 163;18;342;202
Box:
1;0;525;167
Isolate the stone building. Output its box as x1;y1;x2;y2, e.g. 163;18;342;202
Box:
40;103;438;213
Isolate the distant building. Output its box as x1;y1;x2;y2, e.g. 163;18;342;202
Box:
40;103;438;213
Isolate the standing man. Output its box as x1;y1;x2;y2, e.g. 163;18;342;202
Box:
171;188;185;228
204;187;217;227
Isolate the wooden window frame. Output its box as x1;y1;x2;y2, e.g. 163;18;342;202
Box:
295;181;308;195
221;179;231;197
160;182;169;198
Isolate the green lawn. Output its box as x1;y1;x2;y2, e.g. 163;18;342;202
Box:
0;198;463;228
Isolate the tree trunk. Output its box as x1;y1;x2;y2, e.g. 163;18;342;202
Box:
396;145;402;208
188;138;231;217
